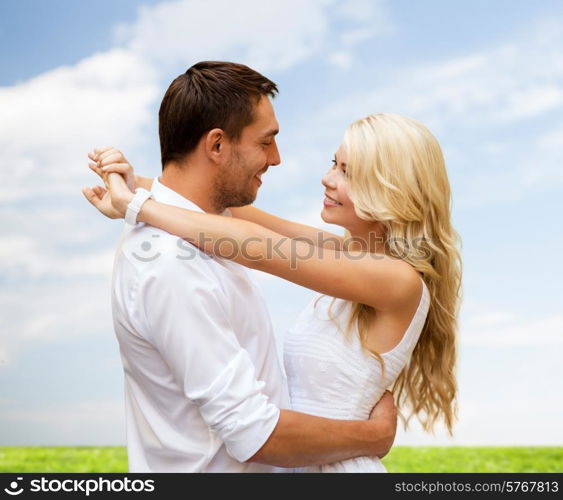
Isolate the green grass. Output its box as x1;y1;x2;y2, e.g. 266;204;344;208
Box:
0;446;561;473
382;446;563;473
0;447;127;473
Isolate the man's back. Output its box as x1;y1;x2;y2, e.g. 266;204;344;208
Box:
111;179;289;472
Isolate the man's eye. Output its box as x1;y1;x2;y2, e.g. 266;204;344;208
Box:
263;142;272;146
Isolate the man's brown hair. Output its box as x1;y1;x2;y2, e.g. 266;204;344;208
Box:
159;61;278;168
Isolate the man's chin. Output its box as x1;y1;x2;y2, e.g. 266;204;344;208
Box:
243;183;260;205
229;191;257;208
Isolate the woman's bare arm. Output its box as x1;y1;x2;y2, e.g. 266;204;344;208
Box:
84;162;420;312
135;175;154;191
229;205;344;250
133;198;420;312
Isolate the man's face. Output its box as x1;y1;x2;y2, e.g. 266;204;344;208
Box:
213;96;280;210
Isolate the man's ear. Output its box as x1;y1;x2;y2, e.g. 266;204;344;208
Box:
204;128;228;164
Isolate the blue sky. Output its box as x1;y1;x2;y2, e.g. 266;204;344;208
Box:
1;0;562;447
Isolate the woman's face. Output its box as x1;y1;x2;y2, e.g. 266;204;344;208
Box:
320;144;359;230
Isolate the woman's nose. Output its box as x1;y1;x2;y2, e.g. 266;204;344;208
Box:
322;169;336;188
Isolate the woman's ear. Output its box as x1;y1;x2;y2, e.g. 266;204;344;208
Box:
205;128;227;163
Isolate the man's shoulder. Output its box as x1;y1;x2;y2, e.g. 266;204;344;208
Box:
117;224;217;277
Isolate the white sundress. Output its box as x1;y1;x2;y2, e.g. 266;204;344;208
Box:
284;279;430;472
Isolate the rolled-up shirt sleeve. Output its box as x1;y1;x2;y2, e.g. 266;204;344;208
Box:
138;256;280;462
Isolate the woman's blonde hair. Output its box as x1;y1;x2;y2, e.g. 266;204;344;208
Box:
322;113;462;435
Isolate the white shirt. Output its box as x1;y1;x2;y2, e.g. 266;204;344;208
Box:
111;177;290;472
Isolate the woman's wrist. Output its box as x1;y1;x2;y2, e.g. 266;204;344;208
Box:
121;188;149;224
118;192;135;217
136;199;151;223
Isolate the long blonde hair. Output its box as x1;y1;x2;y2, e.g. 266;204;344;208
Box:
323;113;462;435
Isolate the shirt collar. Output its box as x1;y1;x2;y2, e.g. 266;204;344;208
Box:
150;176;231;217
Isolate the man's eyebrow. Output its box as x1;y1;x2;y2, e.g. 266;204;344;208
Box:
262;128;279;138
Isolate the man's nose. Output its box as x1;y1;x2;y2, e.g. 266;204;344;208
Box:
269;139;281;166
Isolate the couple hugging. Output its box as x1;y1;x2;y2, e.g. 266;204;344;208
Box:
83;61;462;473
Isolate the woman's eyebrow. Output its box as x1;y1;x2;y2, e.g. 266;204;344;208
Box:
334;155;347;166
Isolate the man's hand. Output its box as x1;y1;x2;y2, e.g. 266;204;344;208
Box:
368;390;397;459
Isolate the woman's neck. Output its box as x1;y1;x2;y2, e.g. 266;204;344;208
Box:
346;222;388;254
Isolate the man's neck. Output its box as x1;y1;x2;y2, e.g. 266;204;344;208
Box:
159;162;220;214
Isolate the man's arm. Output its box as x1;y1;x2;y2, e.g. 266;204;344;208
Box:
249;392;397;467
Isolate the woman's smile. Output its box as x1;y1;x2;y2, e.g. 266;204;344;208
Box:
323;192;342;207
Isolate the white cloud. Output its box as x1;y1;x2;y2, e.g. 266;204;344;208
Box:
328;51;353;69
523;125;563;187
0;234;115;278
116;0;389;73
317;31;563;134
397;305;563;446
0;49;159;203
0;45;159;381
461;311;563;348
0;280;114;367
295;17;563;208
538;126;563;149
396;395;563;446
0;346;9;367
451;149;563;208
0;400;125;445
0;0;390;206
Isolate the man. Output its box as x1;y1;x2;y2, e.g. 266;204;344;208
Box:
83;61;396;472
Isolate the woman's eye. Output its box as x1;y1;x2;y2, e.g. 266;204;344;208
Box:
331;159;337;167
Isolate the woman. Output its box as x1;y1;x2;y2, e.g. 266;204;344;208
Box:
83;112;462;472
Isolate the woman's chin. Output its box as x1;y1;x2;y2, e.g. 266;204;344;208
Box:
320;209;336;224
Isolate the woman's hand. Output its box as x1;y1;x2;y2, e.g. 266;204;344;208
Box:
82;182;125;219
88;147;137;191
83;146;137;218
82;171;135;219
